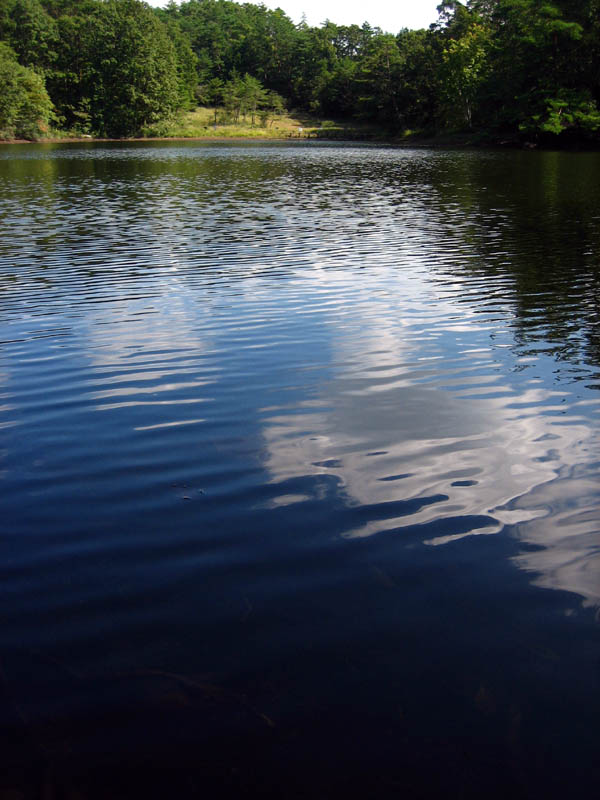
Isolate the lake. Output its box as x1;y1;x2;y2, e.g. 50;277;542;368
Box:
0;141;599;799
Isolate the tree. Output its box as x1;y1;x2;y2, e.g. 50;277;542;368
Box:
262;89;285;126
1;0;598;142
42;1;97;132
319;57;358;117
393;28;440;132
88;0;180;137
4;0;57;71
0;41;53;138
290;24;337;112
161;15;199;110
356;34;404;127
175;0;246;80
197;76;224;124
440;19;490;128
469;0;595;136
239;73;266;124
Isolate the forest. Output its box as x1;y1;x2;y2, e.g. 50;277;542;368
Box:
1;0;599;144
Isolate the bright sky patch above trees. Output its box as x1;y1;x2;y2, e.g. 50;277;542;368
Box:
145;0;441;33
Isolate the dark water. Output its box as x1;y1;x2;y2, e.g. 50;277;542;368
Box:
0;141;599;799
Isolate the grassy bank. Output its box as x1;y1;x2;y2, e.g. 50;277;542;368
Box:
0;106;490;147
143;106;384;141
0;107;384;144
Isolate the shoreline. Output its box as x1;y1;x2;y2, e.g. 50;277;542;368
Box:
1;134;298;144
0;133;498;148
1;133;597;150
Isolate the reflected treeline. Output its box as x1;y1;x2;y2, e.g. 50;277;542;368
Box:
3;144;600;381
3;144;600;377
0;143;298;308
424;151;600;375
0;140;296;186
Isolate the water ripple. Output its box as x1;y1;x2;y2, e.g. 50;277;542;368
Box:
1;142;599;638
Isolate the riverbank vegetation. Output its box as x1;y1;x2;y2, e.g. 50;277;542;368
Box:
1;0;599;145
144;106;383;140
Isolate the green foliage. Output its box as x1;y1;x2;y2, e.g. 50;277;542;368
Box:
471;0;593;134
42;1;97;132
394;28;440;132
161;15;198;110
3;0;57;70
216;73;284;126
356;34;403;126
520;90;600;136
440;19;490;128
423;0;600;141
0;40;53;138
87;0;179;137
0;0;599;143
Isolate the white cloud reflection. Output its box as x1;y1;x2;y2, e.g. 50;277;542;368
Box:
260;266;600;605
74;236;600;607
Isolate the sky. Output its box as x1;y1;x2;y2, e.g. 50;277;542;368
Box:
145;1;441;33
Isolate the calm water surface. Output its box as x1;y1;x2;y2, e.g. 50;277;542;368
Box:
1;141;599;798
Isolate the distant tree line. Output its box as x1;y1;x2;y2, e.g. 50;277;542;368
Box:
1;0;599;143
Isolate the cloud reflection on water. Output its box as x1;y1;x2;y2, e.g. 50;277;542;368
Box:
259;265;600;604
3;144;598;612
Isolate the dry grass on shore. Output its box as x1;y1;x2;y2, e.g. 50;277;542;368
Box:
146;106;383;141
0;107;384;144
147;106;318;139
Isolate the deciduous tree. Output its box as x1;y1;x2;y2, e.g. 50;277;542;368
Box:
0;41;53;138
